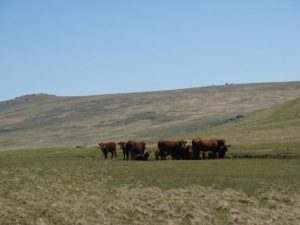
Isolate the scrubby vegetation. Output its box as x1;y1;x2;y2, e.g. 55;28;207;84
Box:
1;83;300;224
1;82;300;149
0;148;299;225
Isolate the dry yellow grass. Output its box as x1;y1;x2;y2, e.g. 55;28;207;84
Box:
1;181;299;225
1;148;300;225
1;81;300;149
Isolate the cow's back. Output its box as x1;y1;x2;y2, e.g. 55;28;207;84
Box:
127;140;146;154
103;142;117;151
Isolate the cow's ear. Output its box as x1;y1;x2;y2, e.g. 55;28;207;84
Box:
227;144;231;148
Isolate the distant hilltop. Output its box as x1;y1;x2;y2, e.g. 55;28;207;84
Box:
14;93;56;100
3;94;57;104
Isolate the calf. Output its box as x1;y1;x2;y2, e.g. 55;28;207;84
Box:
134;151;150;161
98;142;117;159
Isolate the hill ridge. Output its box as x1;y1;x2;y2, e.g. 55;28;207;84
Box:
0;81;300;150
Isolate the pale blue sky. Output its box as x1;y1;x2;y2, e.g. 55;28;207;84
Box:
0;1;299;101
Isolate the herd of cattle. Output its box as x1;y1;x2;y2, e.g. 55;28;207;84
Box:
98;139;230;160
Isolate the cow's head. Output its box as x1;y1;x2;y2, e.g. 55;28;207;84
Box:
186;145;192;152
98;142;103;148
192;138;201;144
219;143;230;159
224;144;231;152
218;139;230;152
178;140;187;149
117;142;126;149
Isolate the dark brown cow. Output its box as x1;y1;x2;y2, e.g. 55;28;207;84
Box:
192;138;230;159
98;142;117;159
134;151;150;160
157;140;187;160
126;140;146;160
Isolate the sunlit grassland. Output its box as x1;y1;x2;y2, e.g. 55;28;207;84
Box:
1;88;300;224
183;98;300;159
1;148;300;225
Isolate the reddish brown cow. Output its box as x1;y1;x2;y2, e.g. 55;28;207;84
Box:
98;142;117;159
157;140;187;160
118;141;146;160
192;138;230;159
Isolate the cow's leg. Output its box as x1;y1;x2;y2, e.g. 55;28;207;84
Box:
103;151;108;159
211;151;217;159
193;149;199;160
155;151;159;160
219;150;225;159
201;152;205;160
130;150;134;160
125;150;129;160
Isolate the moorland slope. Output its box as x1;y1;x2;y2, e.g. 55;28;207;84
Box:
0;81;300;149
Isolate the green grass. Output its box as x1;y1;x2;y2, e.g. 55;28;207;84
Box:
1;148;300;224
185;98;300;158
1;84;300;224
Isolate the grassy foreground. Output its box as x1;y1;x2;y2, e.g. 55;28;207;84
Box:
1;148;300;225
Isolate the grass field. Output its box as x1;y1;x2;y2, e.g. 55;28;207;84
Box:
1;84;300;224
1;148;300;225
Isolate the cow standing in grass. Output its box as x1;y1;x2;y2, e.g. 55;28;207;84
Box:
118;141;146;160
98;142;117;159
192;138;230;159
126;140;146;160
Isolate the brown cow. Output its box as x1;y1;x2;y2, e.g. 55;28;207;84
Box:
118;141;146;160
134;151;150;160
98;142;117;159
126;140;146;160
157;140;187;160
192;138;230;159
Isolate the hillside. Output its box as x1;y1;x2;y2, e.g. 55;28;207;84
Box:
0;81;300;149
189;97;300;158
